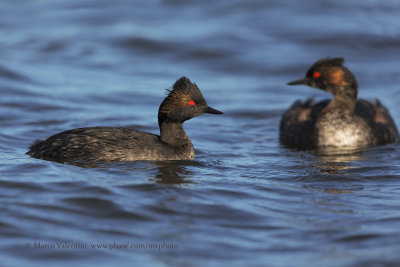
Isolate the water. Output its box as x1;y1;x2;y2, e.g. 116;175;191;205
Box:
1;0;400;266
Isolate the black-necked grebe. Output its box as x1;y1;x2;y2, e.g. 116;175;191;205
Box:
280;57;399;149
27;77;223;162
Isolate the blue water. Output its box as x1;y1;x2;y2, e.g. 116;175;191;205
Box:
1;0;400;266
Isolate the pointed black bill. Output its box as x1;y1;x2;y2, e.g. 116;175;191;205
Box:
204;106;223;114
287;78;310;85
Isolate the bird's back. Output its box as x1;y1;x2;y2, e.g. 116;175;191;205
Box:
27;127;194;162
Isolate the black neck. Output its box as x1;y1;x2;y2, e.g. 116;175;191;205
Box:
327;85;358;113
159;121;190;146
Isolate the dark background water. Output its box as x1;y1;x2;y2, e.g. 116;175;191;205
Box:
1;0;400;266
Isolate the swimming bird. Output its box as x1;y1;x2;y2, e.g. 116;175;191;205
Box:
27;77;223;163
280;57;399;149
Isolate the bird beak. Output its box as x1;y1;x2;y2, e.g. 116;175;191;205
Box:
204;106;223;114
287;77;310;86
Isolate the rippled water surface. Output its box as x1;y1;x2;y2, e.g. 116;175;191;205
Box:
1;0;400;266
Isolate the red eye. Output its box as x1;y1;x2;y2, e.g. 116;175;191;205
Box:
313;72;321;78
188;100;195;106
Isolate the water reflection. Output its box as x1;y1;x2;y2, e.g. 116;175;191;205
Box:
31;156;199;185
151;161;196;185
304;184;364;195
314;147;366;175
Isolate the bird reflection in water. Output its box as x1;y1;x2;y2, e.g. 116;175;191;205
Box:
303;147;366;197
314;146;366;175
151;161;199;184
47;158;201;185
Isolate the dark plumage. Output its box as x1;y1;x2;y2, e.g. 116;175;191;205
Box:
280;57;399;149
27;77;223;163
